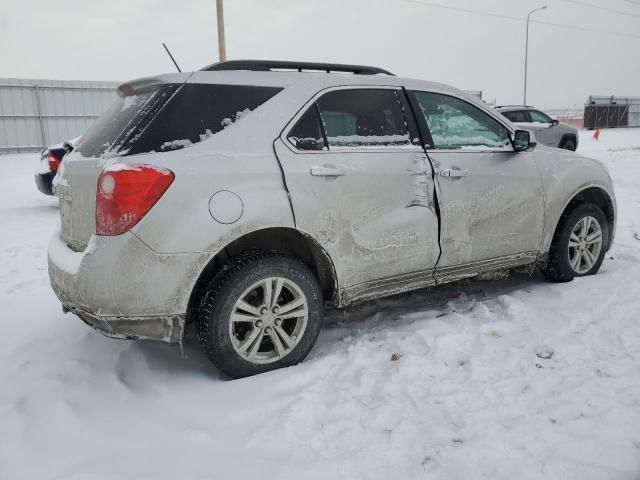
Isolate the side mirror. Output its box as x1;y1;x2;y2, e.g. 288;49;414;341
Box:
552;119;559;126
513;130;535;152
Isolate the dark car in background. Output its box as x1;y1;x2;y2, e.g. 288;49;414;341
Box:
35;138;78;195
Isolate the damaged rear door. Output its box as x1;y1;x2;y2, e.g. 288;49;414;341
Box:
274;86;440;304
410;90;544;281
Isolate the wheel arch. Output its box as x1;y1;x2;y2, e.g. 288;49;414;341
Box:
550;186;615;251
559;133;577;149
186;227;338;324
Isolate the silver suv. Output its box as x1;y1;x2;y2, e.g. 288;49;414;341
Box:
49;60;616;378
496;106;579;151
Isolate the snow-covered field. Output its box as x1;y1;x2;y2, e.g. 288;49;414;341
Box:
1;130;639;479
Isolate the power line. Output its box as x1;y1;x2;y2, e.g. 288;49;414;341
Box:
402;0;526;21
555;0;640;19
620;0;640;5
401;0;640;40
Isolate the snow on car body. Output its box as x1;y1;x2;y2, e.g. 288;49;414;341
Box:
48;61;616;378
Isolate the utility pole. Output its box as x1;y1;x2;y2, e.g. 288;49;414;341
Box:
524;5;547;105
217;0;227;62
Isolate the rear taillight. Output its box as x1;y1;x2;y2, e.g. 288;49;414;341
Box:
47;150;62;171
96;164;175;236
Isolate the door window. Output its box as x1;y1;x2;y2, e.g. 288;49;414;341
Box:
287;89;418;151
287;106;327;151
414;92;511;151
528;110;553;124
317;89;414;148
504;110;530;123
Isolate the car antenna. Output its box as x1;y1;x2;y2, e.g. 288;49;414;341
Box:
162;42;182;72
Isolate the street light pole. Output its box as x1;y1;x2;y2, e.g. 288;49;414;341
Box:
217;0;227;62
524;5;547;105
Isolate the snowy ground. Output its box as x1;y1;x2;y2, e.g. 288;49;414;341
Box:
1;130;640;480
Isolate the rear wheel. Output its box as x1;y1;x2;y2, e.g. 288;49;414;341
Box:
542;203;608;282
561;138;576;151
197;252;323;378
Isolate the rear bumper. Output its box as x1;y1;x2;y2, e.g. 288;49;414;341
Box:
47;228;209;343
73;308;184;343
35;171;55;196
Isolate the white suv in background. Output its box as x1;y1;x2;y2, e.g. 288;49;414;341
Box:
496;105;579;151
49;60;615;378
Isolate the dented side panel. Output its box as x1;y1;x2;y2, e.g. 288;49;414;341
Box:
274;139;440;290
429;150;545;267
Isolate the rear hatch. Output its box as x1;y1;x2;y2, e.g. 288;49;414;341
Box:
55;76;283;252
56;81;179;251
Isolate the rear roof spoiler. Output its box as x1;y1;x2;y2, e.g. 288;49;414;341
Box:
200;60;394;76
117;73;193;96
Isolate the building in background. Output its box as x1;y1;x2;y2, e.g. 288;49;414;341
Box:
584;96;640;130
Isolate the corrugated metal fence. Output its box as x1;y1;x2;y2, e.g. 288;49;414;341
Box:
0;78;119;153
583;96;640;129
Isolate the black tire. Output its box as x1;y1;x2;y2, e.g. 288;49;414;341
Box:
542;203;609;282
561;138;576;151
197;252;323;378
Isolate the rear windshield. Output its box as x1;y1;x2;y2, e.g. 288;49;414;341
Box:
76;83;282;158
76;85;174;158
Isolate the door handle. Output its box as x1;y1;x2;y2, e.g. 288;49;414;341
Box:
310;165;347;177
439;168;469;178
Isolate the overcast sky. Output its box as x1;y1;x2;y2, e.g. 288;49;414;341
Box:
1;0;639;109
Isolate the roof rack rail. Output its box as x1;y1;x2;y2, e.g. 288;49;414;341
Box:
495;105;533;109
200;60;394;76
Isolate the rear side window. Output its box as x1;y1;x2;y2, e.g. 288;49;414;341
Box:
128;84;282;155
287;88;418;151
76;83;281;157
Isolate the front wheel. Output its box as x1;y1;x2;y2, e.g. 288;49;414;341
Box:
198;252;323;378
542;203;608;282
561;138;576;151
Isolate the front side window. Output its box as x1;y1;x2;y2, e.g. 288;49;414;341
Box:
528;110;553;124
414;92;511;151
315;89;414;149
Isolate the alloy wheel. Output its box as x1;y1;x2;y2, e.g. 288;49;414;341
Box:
228;277;308;364
567;215;603;274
